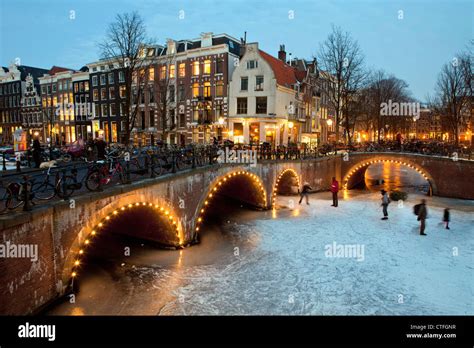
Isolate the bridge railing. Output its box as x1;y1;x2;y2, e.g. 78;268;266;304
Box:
0;142;472;215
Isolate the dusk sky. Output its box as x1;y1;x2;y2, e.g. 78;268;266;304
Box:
0;0;472;102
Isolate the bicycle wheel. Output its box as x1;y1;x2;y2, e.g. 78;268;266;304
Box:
56;175;78;199
32;181;56;200
0;186;9;213
85;171;101;191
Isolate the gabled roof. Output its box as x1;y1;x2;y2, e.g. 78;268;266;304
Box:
258;50;298;88
48;66;73;75
17;65;49;83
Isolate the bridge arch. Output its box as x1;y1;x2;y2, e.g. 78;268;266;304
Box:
193;170;268;237
62;198;183;288
342;157;437;194
271;168;300;208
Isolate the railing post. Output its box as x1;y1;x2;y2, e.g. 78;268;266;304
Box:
209;146;213;165
22;176;32;212
2;152;6;171
171;150;177;173
62;168;68;200
192;146;196;169
97;165;103;191
150;154;156;178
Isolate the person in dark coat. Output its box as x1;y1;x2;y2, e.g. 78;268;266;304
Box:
330;177;339;207
418;199;428;235
95;137;107;160
380;189;390;220
443;208;450;230
299;182;312;205
32;138;42;168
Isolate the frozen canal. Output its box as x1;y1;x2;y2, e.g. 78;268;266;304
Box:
46;164;474;315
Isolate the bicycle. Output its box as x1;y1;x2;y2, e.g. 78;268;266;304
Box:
85;154;126;191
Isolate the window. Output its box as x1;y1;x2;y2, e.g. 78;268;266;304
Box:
178;63;185;77
169;65;175;78
216;81;224;96
237;97;247;114
109;87;115;99
178;84;185;101
160;66;167;80
192;83;200;98
118;71;125;83
41;86;46;95
149;110;155;127
100;75;106;85
73;83;78;93
179;113;185;128
169;85;175;102
79;82;84;92
110;103;116;116
84;81;89;91
119;85;126;98
256;97;267;114
92;76;98;86
204;82;211;97
52;84;57;93
143;67;152;82
216;58;224;74
204;60;211;74
247;60;258;69
93;89;99;101
101;104;108;117
192;61;200;76
241;77;248;91
101;88;107;100
255;76;264;91
108;73;114;84
149;86;154;103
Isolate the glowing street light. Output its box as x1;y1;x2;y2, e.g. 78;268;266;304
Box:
326;119;333;126
288;121;294;129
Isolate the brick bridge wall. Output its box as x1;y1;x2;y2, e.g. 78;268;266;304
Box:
0;154;472;314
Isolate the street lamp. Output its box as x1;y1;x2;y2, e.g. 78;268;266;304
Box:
218;117;225;125
326;119;333;126
288;121;294;129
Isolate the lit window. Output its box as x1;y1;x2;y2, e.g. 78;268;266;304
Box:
178;63;185;77
192;83;200;98
149;67;154;81
204;60;211;74
169;65;175;78
192;61;200;76
160;66;167;80
216;81;224;96
204;82;211;97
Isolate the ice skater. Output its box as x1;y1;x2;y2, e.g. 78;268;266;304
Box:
299;182;312;205
443;208;450;230
380;189;390;220
330;177;339;207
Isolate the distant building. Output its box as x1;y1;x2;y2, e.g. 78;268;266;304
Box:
0;63;48;144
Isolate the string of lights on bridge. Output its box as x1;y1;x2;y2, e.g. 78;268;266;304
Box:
70;202;182;280
343;159;430;190
272;168;300;209
194;170;268;233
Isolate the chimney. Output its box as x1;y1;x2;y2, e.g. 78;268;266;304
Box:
278;44;286;62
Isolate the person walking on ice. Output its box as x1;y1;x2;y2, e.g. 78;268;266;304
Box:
443;208;450;230
380;189;390;220
330;177;339;207
299;182;312;205
414;199;428;236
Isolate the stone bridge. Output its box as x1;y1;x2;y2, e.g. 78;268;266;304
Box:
1;153;473;314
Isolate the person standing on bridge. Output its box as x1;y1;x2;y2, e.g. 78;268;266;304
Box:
380;189;390;220
330;177;339;207
299;182;312;205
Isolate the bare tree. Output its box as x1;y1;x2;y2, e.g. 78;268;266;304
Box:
430;53;471;146
365;70;411;142
155;54;177;143
99;12;155;145
317;25;366;144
